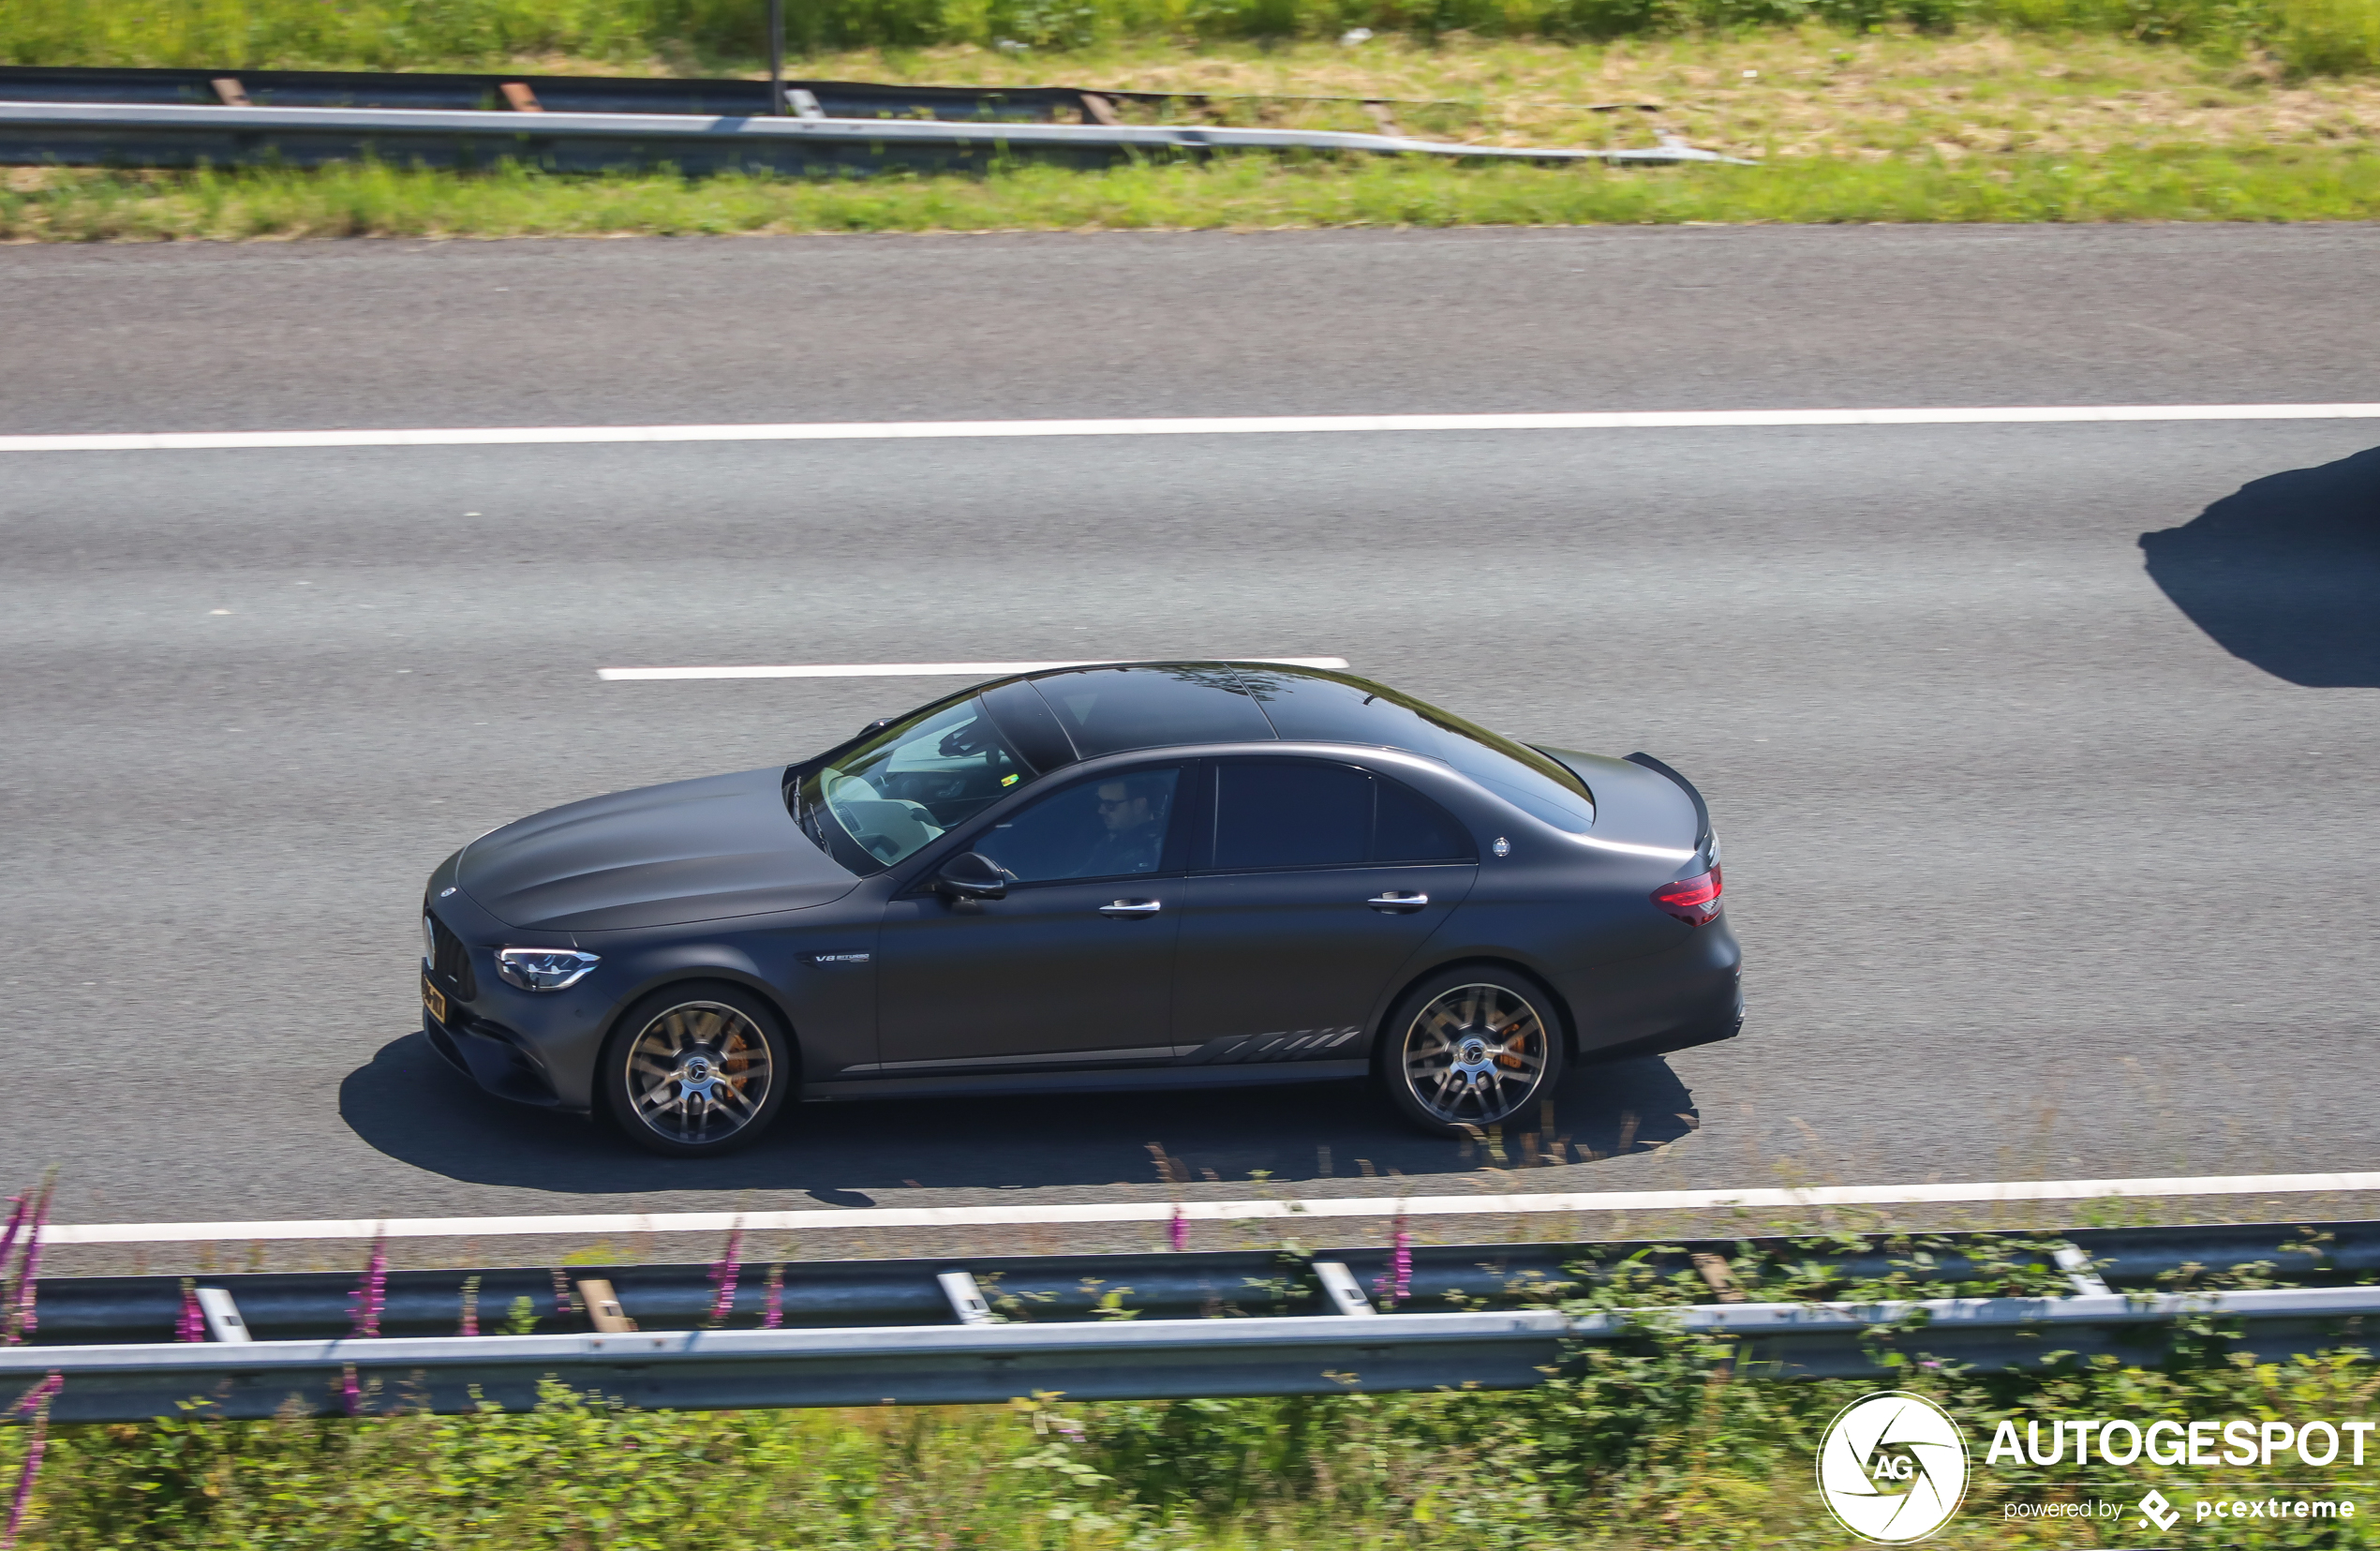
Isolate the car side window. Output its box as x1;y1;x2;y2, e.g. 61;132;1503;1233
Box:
1212;762;1372;871
1375;776;1475;863
971;768;1183;885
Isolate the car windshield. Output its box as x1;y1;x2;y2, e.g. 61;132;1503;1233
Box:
796;697;1030;872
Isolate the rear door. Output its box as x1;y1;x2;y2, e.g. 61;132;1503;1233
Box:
1168;758;1477;1064
874;763;1190;1072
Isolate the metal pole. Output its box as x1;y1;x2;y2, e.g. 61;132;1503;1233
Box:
767;0;784;115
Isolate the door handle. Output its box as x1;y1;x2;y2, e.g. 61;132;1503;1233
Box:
1099;899;1163;917
1366;891;1430;913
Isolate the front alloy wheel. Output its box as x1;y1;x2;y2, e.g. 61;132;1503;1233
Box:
1383;975;1563;1137
602;985;789;1156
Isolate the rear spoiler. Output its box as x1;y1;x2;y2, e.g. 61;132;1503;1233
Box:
1623;752;1712;858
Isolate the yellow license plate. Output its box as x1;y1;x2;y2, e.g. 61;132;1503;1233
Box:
422;975;448;1023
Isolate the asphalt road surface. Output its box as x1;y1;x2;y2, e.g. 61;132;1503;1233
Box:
2;225;2376;1232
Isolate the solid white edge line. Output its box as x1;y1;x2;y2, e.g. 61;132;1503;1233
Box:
8;404;2380;454
598;657;1352;680
37;1171;2380;1245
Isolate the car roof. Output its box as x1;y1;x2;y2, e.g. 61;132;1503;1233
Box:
882;660;1600;836
1003;661;1289;758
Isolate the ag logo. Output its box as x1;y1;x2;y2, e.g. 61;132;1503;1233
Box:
1816;1392;1971;1544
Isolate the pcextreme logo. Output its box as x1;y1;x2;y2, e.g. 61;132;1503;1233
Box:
1816;1392;1972;1544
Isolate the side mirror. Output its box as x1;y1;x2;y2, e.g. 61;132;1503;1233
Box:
934;852;1007;902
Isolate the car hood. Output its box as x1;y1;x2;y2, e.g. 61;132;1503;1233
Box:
457;766;860;932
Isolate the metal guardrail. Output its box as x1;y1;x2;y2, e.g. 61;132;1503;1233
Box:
19;1220;2375;1349
0;101;1748;174
7;1286;2378;1424
0;63;1090;122
3;1222;2371;1420
0;63;1637;126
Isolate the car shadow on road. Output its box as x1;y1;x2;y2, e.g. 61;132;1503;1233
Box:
2140;443;2380;688
339;1033;1701;1199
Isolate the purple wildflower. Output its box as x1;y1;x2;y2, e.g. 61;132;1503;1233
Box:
761;1263;784;1330
340;1362;361;1419
707;1228;745;1327
5;1184;52;1344
0;1197;24;1285
1168;1204;1187;1252
5;1375;58;1420
1374;1213;1412;1308
457;1275;481;1337
176;1281;206;1343
348;1232;388;1340
3;1373;63;1551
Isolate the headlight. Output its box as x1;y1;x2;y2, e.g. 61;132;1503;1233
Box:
495;947;600;992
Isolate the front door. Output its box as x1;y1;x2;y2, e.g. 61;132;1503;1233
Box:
1170;758;1477;1064
876;764;1189;1073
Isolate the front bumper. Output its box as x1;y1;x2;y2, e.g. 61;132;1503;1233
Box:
421;879;612;1111
423;1004;563;1107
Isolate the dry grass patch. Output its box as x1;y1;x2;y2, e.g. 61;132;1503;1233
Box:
795;31;2380;157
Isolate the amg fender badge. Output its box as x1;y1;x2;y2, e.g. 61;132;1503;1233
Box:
812;952;871;964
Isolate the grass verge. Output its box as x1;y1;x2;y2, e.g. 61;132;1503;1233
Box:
7;0;2380;77
5;145;2378;240
2;1236;2373;1547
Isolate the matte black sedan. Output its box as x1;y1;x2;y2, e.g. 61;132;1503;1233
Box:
420;663;1741;1156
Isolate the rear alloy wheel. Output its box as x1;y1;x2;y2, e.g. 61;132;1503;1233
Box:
1380;971;1564;1138
601;984;790;1156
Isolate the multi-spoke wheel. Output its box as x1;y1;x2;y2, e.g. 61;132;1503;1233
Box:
1379;971;1564;1138
600;984;791;1156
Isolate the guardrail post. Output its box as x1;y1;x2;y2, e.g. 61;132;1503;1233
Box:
193;1289;251;1344
1314;1261;1376;1317
2052;1243;2114;1296
575;1279;638;1333
938;1272;994;1325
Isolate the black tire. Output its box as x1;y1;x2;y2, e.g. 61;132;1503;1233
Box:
1376;967;1566;1139
599;982;792;1157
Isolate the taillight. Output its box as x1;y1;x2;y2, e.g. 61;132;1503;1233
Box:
1652;865;1722;926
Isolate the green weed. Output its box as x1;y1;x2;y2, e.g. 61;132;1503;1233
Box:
7;0;2380;71
5;145;2378;240
4;1327;2374;1547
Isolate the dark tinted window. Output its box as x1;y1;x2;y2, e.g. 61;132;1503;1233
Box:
1227;664;1596;834
1212;763;1371;871
974;768;1183;884
1376;778;1474;863
1029;665;1274;757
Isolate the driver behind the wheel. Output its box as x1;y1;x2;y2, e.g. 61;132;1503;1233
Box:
1077;777;1168;877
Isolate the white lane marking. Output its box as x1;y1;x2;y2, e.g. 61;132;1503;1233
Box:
37;1171;2380;1245
600;657;1351;681
7;403;2380;454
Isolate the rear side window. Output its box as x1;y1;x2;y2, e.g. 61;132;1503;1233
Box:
1213;763;1370;871
1208;762;1475;871
1375;778;1472;863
